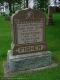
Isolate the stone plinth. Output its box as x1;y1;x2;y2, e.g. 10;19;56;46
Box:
7;50;52;72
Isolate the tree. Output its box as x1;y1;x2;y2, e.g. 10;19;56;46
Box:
33;0;48;11
3;0;13;15
26;0;28;8
16;0;22;9
0;0;4;3
2;0;22;15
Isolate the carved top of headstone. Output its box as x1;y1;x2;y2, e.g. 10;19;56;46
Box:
11;8;45;22
11;8;47;55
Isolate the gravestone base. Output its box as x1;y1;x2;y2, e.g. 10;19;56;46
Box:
6;50;53;72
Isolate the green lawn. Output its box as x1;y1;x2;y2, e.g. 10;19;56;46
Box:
0;13;60;80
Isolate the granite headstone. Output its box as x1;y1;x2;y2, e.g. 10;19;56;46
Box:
6;8;52;72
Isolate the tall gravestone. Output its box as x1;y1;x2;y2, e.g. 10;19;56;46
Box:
48;6;53;25
7;9;52;72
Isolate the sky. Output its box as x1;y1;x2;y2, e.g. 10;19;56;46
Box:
28;0;34;8
28;0;60;8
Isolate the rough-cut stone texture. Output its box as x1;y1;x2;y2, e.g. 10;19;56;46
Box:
7;50;52;72
5;9;53;73
11;8;47;55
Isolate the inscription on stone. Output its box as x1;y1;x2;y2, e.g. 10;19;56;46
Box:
11;9;47;54
13;43;46;54
16;21;43;44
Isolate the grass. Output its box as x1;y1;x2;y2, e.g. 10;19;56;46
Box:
0;13;60;80
0;16;11;77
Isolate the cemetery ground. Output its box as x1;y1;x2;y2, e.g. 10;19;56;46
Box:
0;13;60;80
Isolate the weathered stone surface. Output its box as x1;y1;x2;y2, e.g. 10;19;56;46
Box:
5;9;53;73
48;6;53;25
7;50;52;72
11;8;47;55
